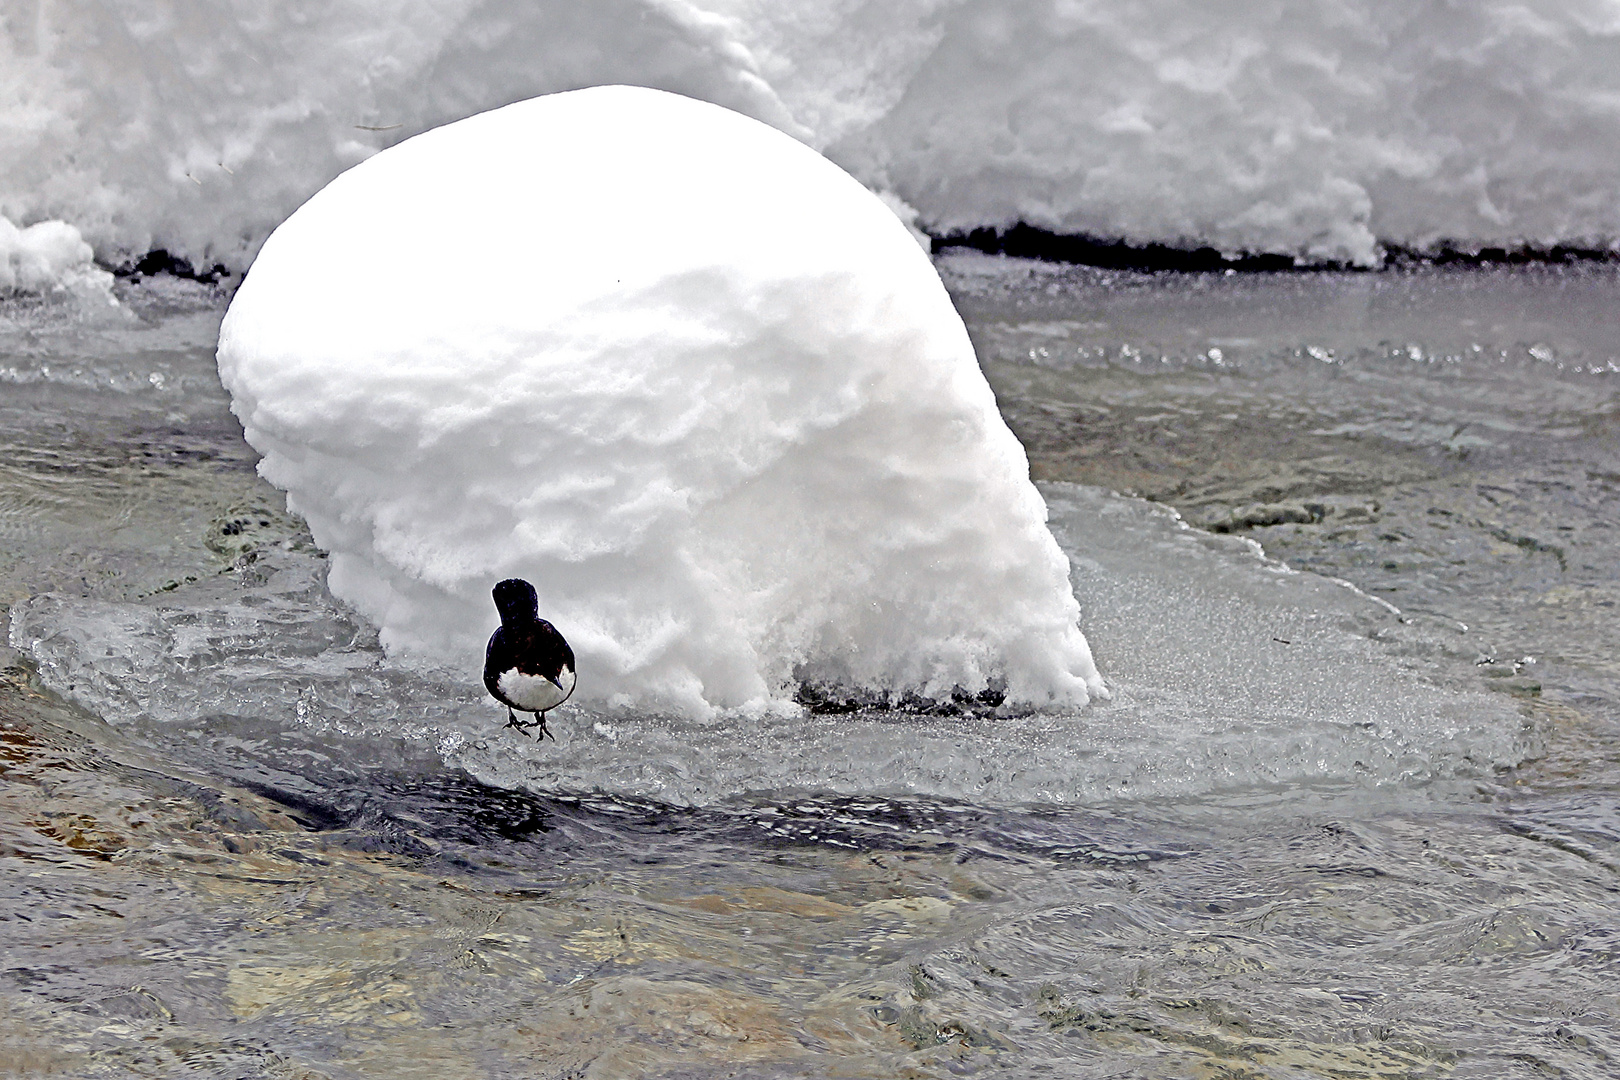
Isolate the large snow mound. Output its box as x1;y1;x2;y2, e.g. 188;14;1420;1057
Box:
216;86;1103;719
10;2;1620;270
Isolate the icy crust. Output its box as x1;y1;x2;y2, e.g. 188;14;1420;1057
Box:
216;87;1102;717
10;2;1620;270
8;487;1534;808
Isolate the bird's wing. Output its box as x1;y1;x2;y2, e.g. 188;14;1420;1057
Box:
482;627;508;693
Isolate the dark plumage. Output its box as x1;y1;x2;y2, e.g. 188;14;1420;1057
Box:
484;578;575;741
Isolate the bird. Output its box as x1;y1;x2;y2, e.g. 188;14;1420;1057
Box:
484;578;575;741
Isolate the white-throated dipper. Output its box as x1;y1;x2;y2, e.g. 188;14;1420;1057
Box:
484;578;575;740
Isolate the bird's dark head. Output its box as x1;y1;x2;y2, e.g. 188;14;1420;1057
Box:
492;578;540;624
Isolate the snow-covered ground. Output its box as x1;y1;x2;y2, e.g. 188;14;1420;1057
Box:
7;0;1620;284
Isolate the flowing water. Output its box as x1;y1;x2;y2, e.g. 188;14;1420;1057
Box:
1;259;1617;1078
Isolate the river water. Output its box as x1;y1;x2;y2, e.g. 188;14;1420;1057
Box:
1;257;1616;1078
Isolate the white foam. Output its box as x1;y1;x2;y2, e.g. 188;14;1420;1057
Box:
216;87;1103;719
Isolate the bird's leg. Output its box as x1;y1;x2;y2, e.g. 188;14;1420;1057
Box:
533;710;553;742
504;706;527;731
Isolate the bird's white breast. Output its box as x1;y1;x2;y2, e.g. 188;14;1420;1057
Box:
498;666;574;712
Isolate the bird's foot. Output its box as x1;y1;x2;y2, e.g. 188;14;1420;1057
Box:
502;709;553;742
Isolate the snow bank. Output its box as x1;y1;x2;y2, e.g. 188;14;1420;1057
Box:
9;2;1620;270
812;0;1620;265
216;86;1103;719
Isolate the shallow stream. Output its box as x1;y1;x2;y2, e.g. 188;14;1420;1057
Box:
1;258;1616;1078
